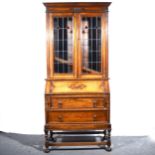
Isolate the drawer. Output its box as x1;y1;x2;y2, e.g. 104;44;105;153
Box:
47;111;108;123
47;97;108;109
46;122;111;130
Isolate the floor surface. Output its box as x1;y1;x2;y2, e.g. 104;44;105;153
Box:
0;131;155;155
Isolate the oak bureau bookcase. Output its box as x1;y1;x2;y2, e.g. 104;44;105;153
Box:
43;2;112;152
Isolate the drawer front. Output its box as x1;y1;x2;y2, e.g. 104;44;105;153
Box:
47;111;108;123
48;97;108;109
46;123;111;130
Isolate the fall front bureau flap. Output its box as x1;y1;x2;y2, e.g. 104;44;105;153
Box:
45;80;109;94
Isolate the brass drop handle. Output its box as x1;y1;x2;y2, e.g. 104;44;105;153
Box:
58;100;62;108
93;100;97;108
93;114;97;121
58;115;63;122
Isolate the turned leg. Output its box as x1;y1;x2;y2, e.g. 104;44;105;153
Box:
44;129;50;153
50;130;55;142
101;130;106;141
104;129;112;152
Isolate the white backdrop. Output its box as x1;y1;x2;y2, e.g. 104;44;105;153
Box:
0;0;155;137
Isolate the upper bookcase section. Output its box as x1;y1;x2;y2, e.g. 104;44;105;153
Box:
43;2;111;13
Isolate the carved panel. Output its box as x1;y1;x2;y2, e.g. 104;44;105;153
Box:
69;83;86;89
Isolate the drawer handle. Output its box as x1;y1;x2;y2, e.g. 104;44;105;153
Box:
58;115;63;122
93;100;97;108
58;100;62;108
93;114;97;121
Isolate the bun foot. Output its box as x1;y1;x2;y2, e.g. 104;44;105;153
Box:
43;147;50;153
105;146;112;152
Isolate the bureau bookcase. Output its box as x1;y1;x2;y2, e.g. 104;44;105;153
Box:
43;2;111;152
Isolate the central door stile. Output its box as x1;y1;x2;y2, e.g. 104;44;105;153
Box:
76;13;82;78
73;13;79;79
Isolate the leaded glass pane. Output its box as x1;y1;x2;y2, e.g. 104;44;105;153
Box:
81;17;101;74
53;17;73;73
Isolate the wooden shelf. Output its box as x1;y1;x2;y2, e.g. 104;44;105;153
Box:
47;141;109;146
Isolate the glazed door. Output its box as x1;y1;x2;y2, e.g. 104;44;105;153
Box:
48;13;107;79
49;13;76;79
78;13;107;79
